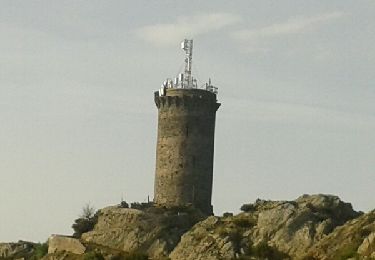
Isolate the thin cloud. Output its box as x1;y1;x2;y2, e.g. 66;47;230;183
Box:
232;11;346;52
135;13;241;46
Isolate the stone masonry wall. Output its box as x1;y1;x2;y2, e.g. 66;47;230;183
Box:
154;88;220;215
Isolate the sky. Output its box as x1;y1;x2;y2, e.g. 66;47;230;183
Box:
0;1;374;242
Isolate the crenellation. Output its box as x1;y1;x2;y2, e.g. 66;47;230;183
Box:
155;92;219;112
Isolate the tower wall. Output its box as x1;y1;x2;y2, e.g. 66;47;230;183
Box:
154;88;220;215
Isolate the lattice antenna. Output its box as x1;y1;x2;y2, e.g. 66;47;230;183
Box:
159;39;217;94
181;39;193;88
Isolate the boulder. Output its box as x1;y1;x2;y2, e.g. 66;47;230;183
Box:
48;235;86;255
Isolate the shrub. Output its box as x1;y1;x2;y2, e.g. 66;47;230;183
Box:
240;203;255;212
72;203;99;238
29;242;48;260
130;202;153;210
251;241;290;260
233;216;255;228
223;212;233;218
72;217;97;238
232;256;252;260
332;244;359;260
301;255;319;260
228;228;242;246
217;226;243;253
84;251;105;260
81;203;96;219
217;226;229;237
144;206;164;214
124;252;149;260
120;200;129;208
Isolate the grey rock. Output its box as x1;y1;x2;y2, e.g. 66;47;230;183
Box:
0;241;35;259
81;205;202;259
307;210;375;259
40;194;370;260
358;232;375;257
170;216;236;260
170;194;361;260
48;235;86;255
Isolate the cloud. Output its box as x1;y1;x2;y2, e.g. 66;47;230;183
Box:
135;13;241;46
232;11;346;52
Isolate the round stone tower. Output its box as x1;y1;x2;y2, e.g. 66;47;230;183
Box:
153;39;220;215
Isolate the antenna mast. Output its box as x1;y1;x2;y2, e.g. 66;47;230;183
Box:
159;39;217;94
181;39;193;88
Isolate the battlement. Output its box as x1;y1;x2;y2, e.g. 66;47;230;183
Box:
154;89;220;111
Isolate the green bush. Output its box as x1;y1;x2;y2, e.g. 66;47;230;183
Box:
29;242;48;260
130;202;153;210
250;241;290;260
120;200;129;208
233;216;255;228
124;252;149;260
84;251;105;260
223;212;233;218
301;255;319;260
332;244;359;260
72;204;99;238
228;228;242;247
72;214;98;238
240;203;256;212
232;256;252;260
217;226;242;253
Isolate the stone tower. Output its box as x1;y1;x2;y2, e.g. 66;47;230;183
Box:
153;40;220;215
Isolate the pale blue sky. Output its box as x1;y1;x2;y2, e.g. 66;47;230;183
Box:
0;1;374;242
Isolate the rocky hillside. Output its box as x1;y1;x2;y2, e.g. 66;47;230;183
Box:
0;241;47;259
1;194;374;260
306;209;375;259
169;194;362;260
81;205;204;259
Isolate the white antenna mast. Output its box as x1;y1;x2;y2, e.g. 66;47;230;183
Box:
159;39;217;94
181;39;193;88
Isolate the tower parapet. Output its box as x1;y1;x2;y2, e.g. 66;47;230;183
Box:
153;40;220;215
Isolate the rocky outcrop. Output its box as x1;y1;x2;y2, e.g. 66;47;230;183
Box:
48;235;86;255
6;194;373;260
358;231;375;258
170;194;362;260
0;241;35;259
170;216;237;260
252;194;361;258
81;205;203;259
306;210;375;259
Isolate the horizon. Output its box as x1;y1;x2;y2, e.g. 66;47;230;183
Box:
1;1;374;242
